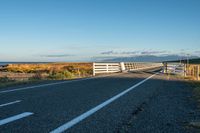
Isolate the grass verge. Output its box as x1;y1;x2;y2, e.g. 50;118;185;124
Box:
0;77;43;89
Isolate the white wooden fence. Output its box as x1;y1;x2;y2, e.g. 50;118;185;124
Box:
93;62;162;75
93;63;121;76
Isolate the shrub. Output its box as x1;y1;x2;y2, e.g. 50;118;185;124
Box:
63;71;74;79
48;70;74;80
3;63;93;79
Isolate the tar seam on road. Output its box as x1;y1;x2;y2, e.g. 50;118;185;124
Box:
49;73;157;133
0;100;21;107
0;112;34;126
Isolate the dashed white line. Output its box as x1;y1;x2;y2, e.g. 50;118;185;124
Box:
0;112;34;126
50;73;157;133
0;100;21;107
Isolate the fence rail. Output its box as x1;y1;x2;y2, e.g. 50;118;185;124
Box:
163;63;200;80
124;62;162;71
93;62;162;75
93;63;121;75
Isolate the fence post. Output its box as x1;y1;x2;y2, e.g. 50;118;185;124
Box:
197;65;199;80
93;63;95;76
184;63;187;77
120;62;126;72
162;63;165;73
106;64;109;73
163;62;167;73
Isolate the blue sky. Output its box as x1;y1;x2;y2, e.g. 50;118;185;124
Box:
0;0;200;62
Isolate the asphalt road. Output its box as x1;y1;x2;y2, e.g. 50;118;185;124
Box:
0;70;197;133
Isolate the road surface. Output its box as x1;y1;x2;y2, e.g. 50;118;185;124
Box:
0;71;198;133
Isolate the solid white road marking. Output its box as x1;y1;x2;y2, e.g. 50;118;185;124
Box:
0;77;96;94
0;100;21;107
0;112;34;126
50;73;157;133
0;74;119;94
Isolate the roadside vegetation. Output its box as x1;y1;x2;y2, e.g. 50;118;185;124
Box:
3;63;92;74
0;63;93;88
0;77;42;89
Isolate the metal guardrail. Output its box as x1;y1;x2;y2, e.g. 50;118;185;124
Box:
163;63;185;75
163;63;200;80
93;62;162;75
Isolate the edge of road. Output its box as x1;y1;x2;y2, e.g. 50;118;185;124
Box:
0;72;127;94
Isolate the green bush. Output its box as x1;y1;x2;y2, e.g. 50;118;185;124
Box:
63;71;74;79
48;70;74;80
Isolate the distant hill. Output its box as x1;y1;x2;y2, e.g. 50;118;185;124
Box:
102;55;199;62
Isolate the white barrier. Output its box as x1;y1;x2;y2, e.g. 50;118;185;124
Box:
93;62;162;75
163;63;185;75
93;63;121;76
124;62;162;71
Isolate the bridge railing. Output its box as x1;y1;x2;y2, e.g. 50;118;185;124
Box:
93;62;162;76
163;63;185;75
93;63;121;76
124;62;162;71
163;63;200;80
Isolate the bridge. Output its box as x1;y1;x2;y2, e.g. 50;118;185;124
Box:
93;62;163;75
0;61;199;133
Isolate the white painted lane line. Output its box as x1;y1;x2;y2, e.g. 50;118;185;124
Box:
50;73;157;133
0;77;97;94
0;100;21;107
0;112;34;126
0;74;122;94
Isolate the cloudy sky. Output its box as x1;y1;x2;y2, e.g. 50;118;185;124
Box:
0;0;200;62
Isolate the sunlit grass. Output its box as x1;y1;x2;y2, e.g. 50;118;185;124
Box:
0;63;93;88
4;63;92;74
1;63;93;80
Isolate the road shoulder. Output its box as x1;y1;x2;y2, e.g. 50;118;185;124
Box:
117;75;200;133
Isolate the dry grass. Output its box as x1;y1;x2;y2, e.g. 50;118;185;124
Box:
4;63;92;73
0;77;42;89
0;63;93;88
1;63;93;80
